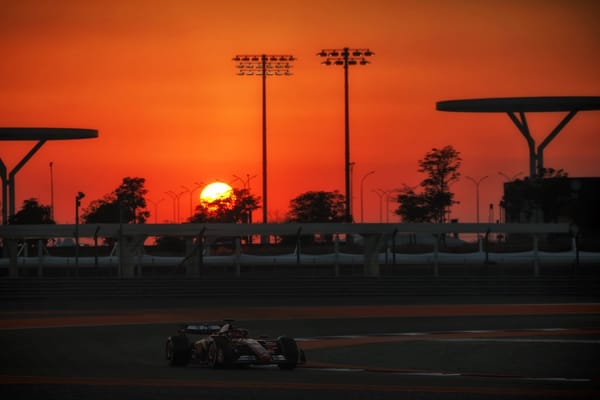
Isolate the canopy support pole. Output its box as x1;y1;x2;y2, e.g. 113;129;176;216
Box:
507;111;578;178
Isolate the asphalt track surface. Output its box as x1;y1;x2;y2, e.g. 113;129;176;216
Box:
1;297;599;400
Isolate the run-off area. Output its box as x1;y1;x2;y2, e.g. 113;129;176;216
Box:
1;312;599;399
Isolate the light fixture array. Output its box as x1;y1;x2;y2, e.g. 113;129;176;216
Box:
233;54;296;76
317;48;374;66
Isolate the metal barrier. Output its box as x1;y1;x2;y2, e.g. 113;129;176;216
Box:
0;222;581;278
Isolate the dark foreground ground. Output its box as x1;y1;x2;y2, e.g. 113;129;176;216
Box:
1;286;599;400
0;262;598;399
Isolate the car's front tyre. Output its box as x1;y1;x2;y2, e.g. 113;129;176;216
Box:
277;336;299;370
166;335;190;366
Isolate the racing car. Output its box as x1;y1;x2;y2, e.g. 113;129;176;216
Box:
165;320;306;370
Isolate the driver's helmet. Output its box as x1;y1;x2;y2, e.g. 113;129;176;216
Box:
219;323;231;334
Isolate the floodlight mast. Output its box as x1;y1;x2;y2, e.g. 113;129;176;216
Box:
318;48;374;222
233;54;295;224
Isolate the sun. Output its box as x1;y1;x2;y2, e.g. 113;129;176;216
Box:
199;181;233;204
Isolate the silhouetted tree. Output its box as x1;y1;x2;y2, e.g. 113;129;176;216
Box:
158;188;260;251
189;188;260;223
10;198;55;225
284;190;346;245
396;145;462;223
395;186;431;222
116;177;149;223
539;167;568;179
82;177;149;224
287;190;346;223
503;168;571;224
83;195;120;223
9;198;55;254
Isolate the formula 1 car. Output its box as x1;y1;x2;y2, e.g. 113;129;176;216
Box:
165;320;306;370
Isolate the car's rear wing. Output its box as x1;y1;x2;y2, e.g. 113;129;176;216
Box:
179;323;222;335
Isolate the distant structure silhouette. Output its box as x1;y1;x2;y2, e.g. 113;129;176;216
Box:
436;96;600;178
0;127;98;224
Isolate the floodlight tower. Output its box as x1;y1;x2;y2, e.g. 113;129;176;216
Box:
318;48;374;222
233;54;295;224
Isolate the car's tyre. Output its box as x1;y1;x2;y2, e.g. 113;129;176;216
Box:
166;335;190;366
210;337;234;369
219;339;234;367
207;338;233;369
207;341;219;368
277;336;299;370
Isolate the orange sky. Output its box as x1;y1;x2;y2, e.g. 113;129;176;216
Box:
1;0;599;224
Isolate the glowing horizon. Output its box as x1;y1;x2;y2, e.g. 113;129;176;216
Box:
1;1;599;224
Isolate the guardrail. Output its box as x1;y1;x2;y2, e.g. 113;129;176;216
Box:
0;222;578;238
0;222;585;279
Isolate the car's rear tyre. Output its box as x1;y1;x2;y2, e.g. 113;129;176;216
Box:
277;336;299;370
207;337;233;369
207;342;218;368
166;335;190;366
207;336;233;368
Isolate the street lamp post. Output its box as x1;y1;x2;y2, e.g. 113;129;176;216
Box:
233;174;257;225
373;189;385;222
318;47;374;222
349;161;355;217
181;183;203;220
498;171;523;182
371;189;399;223
165;191;182;223
180;186;191;220
382;189;400;223
148;198;164;224
360;170;375;222
75;191;85;267
191;182;203;217
233;54;295;224
232;173;257;190
49;162;54;221
466;176;488;224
